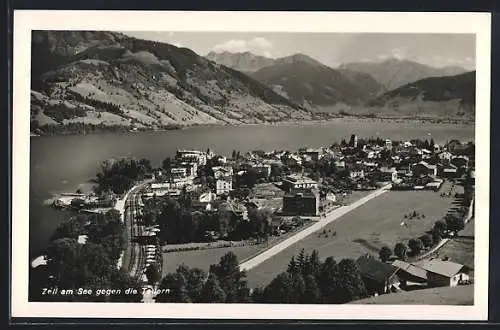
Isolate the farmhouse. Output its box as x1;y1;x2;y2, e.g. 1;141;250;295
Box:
392;260;428;286
419;259;471;287
356;256;400;296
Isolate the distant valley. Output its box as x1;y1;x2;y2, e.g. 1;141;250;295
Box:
30;31;475;135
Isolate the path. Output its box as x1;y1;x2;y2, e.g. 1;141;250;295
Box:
239;184;392;272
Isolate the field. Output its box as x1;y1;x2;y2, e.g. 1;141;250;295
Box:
245;182;461;289
350;285;473;305
162;244;265;276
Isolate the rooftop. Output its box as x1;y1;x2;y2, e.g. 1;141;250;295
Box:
420;259;468;278
392;260;428;280
284;174;317;184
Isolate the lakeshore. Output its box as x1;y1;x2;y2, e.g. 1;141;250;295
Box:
31;116;474;137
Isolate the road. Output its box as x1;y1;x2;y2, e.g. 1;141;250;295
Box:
239;184;392;272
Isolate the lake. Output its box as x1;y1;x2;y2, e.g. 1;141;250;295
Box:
29;121;474;259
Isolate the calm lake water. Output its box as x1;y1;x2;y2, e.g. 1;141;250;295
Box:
29;121;474;258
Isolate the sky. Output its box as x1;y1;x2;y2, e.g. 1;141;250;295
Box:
123;32;476;71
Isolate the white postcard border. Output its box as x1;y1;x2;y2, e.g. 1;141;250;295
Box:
12;10;491;320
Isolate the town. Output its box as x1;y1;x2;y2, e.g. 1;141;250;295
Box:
34;134;475;304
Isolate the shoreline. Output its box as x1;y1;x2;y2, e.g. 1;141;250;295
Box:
31;116;474;137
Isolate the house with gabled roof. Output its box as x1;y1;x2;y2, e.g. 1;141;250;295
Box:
419;259;471;287
392;260;428;286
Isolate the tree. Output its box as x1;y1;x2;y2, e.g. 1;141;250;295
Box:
431;228;442;246
301;275;320;303
408;238;424;255
210;252;249;302
162;157;172;171
434;220;447;233
156;273;192;303
304;250;321;278
379;246;392;262
445;215;465;235
394;242;408;261
145;263;161;285
200;273;226;303
287;256;298;274
108;269;143;302
420;234;433;248
318;256;339;303
45;238;80;286
336;259;367;303
262;272;295;303
176;265;207;302
296;249;306;273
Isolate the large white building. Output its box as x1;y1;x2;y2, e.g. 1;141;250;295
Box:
176;149;207;166
282;174;318;191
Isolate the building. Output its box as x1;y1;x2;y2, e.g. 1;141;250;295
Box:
282;189;319;216
301;148;322;161
419;259;471;287
412;161;437;177
438;151;453;162
282;174;318;192
170;167;188;180
439;163;459;178
451;155;469;170
349;168;365;180
392;260;428;287
252;163;272;178
378;167;398;182
356;256;400;296
385;139;393;150
216;178;233;195
351;134;358;148
212;166;233;179
149;182;182;197
217;201;249;237
176;149;207;166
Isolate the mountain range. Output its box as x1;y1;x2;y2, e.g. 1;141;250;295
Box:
339;59;467;91
31;31;313;134
30;31;475;135
205;51;471;113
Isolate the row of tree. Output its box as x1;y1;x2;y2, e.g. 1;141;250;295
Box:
379;214;467;262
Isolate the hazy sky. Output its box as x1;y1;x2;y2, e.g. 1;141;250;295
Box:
123;32;476;70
